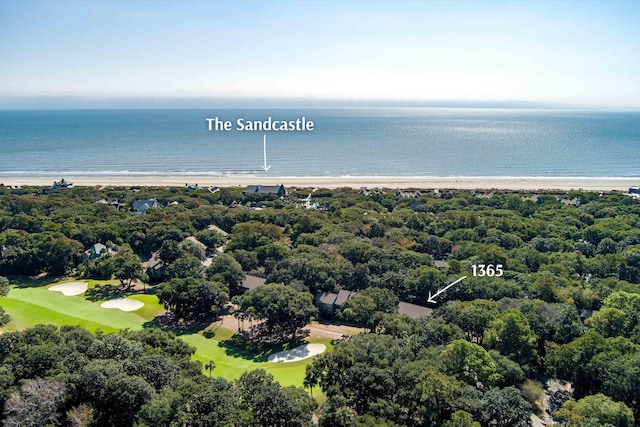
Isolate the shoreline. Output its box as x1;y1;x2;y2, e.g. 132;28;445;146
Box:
0;175;637;191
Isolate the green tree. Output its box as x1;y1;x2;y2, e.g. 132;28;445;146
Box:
180;239;206;261
40;233;84;275
410;266;445;304
479;387;531;427
236;369;313;427
597;291;640;337
0;307;10;327
182;378;240;427
102;374;155;426
0;276;9;327
227;222;284;252
235;284;317;342
414;368;467;425
206;253;245;294
158;278;228;320
554;394;634;427
205;359;216;377
0;275;10;296
437;299;498;344
441;339;498;388
486;309;539;367
360;287;399;315
341;293;376;329
586;307;630;337
112;246;147;288
418;317;465;347
444;410;481;427
158;239;184;264
165;255;204;279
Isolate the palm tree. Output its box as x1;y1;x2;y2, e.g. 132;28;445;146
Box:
205;359;216;377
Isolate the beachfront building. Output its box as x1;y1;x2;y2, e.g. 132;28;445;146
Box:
51;178;73;189
625;187;640;199
243;185;286;197
132;198;159;214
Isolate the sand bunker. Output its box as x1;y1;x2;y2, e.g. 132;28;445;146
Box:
268;343;327;363
49;282;88;296
100;298;144;312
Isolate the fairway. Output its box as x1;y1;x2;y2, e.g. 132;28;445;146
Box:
183;333;332;387
0;279;331;388
1;280;160;333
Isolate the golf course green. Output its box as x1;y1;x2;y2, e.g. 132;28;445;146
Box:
0;278;330;388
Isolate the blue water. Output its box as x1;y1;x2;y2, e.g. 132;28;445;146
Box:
0;108;639;177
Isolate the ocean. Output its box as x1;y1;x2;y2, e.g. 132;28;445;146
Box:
0;108;639;178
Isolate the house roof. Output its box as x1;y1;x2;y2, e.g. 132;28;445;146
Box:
241;275;267;291
434;260;449;269
83;243;115;258
146;251;165;270
184;236;207;249
244;185;285;194
334;289;355;307
91;243;107;253
317;292;339;306
398;302;433;319
207;224;229;237
132;198;158;211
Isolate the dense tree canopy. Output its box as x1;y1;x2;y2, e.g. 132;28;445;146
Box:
234;284;317;342
3;185;640;424
157;277;228;320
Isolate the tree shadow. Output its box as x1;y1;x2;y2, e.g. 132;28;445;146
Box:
142;312;220;336
85;284;126;302
9;274;63;289
218;327;310;362
218;333;277;362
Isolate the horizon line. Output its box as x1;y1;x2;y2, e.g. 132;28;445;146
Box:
1;95;637;111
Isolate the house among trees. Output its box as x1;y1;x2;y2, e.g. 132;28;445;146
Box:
243;185;286;197
239;275;266;294
207;224;229;238
315;290;433;320
314;289;357;318
398;301;433;319
132;198;159;214
81;243;115;261
146;251;166;280
434;260;450;270
94;199;124;210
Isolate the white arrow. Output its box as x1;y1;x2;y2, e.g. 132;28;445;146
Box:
427;276;467;304
261;134;271;171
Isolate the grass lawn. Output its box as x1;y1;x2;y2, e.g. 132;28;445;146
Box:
0;278;333;390
1;279;162;333
183;331;333;387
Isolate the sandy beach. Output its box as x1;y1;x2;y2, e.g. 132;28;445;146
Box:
0;175;636;191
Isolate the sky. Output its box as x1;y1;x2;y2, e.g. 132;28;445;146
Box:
0;0;639;109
